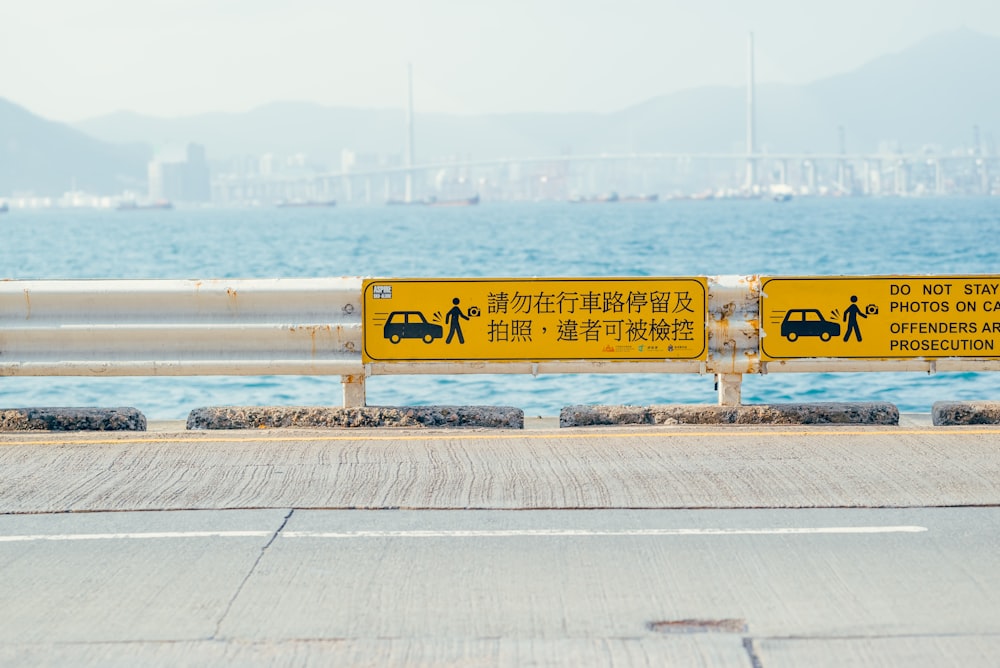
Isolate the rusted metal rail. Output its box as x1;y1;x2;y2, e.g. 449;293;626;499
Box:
2;276;996;408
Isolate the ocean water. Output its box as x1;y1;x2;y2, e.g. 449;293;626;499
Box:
2;197;999;418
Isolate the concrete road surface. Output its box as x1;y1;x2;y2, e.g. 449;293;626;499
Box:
1;419;999;666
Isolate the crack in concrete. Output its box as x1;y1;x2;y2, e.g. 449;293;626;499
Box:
211;508;294;640
742;637;765;668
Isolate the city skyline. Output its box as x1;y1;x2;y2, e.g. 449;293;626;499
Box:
4;0;1000;122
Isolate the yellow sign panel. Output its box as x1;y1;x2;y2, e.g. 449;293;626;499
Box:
761;276;1000;360
363;278;707;362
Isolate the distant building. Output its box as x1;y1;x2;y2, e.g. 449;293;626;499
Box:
148;143;211;202
259;153;277;177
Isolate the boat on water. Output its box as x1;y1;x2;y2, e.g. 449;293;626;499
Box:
276;199;337;208
619;194;659;203
386;194;479;207
117;200;173;211
570;192;657;204
427;194;479;207
569;192;619;204
771;185;795;202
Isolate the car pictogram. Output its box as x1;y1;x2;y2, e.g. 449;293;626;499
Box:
383;311;443;344
780;308;841;342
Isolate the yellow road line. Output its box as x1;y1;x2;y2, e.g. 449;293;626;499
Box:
1;427;1000;447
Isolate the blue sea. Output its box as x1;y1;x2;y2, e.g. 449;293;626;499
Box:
2;197;999;418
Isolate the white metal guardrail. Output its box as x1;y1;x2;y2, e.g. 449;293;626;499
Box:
3;275;999;408
0;278;367;404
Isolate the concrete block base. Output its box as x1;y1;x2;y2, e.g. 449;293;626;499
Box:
560;403;899;427
932;401;1000;426
0;407;147;431
187;405;524;430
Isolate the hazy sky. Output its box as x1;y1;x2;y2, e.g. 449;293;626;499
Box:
5;0;1000;122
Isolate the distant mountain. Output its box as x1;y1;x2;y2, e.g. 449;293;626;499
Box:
76;103;409;161
75;101;604;165
798;27;1000;151
602;27;1000;154
72;28;1000;167
0;99;149;196
0;25;986;199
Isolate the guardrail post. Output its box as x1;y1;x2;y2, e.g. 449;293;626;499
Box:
717;373;742;406
341;374;366;407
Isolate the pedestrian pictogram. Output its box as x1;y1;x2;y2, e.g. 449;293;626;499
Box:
445;298;470;343
842;295;868;342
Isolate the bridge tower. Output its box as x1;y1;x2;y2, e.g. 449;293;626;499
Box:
745;32;757;192
405;63;416;203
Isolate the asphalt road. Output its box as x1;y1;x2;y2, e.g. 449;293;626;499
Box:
1;419;999;666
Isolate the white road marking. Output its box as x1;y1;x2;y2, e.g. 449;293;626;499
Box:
0;525;927;543
282;526;929;538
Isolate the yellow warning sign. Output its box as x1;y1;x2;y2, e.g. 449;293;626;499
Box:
363;278;707;362
761;276;1000;360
